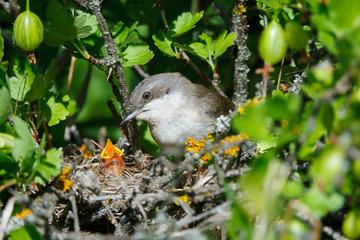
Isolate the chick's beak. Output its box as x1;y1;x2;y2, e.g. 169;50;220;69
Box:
121;107;143;125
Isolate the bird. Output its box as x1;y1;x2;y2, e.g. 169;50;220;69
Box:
121;73;235;156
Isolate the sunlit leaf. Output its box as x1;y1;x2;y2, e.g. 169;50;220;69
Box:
0;87;11;124
153;30;174;57
121;45;154;67
41;94;70;126
172;11;204;37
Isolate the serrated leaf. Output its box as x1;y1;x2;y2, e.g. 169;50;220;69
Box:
33;148;62;185
172;11;204;37
121;45;154;67
43;59;57;87
13;56;35;81
25;76;46;102
12;117;36;172
173;42;195;54
9;57;35;101
199;33;214;56
189;42;209;58
0;87;11;124
41;94;70;126
25;60;57;102
213;30;237;58
113;21;138;48
44;1;76;46
9;76;33;101
74;10;98;39
0;29;4;62
153;30;174;57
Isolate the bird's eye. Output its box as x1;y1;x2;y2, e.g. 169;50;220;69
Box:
142;91;151;100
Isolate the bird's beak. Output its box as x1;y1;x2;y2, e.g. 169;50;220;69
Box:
121;107;143;125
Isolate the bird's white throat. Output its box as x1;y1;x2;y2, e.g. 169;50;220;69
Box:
136;91;214;155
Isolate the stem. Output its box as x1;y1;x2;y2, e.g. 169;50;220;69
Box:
179;51;228;99
14;71;27;117
26;0;30;12
211;0;232;32
71;39;90;60
277;57;285;91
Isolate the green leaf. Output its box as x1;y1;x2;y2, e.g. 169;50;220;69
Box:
9;225;42;240
24;76;46;102
199;33;214;56
188;42;209;58
0;61;8;87
0;133;15;149
24;60;57;103
0;153;18;176
0;87;11;124
12;117;36;172
113;21;138;48
33;148;62;185
302;185;345;217
172;11;204;37
44;1;76;46
153;30;174;57
74;10;98;39
121;45;154;67
41;94;70;126
9;57;35;101
188;33;218;69
0;29;4;62
213;30;237;59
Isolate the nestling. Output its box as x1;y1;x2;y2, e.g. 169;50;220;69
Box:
121;73;235;155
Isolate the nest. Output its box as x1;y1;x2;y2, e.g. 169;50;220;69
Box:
20;137;254;239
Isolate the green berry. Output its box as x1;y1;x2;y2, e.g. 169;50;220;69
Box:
13;0;43;52
259;21;287;65
285;21;308;50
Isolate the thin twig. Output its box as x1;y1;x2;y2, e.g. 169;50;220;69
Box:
262;3;268;28
14;72;27;117
69;192;80;232
154;0;169;31
277;57;285;91
0;180;17;193
175;201;231;228
179;51;228;99
67;56;76;93
211;0;232;32
134;65;150;79
0;197;16;240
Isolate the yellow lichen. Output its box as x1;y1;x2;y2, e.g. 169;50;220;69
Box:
15;208;32;219
185;137;206;154
171;188;190;206
80;144;93;159
221;134;249;157
233;5;246;15
207;133;215;142
59;166;74;192
238;97;264;114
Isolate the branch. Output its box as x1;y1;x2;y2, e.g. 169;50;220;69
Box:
179;51;228;99
83;0;140;153
232;0;251;106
